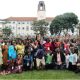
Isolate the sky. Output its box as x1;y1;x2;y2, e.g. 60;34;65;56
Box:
0;0;80;19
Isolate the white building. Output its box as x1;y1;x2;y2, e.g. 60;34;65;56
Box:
0;1;53;37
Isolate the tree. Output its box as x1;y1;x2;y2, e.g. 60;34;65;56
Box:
32;20;48;36
2;27;12;38
50;13;79;35
77;23;80;36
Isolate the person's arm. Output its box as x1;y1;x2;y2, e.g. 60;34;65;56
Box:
35;49;39;57
8;46;12;59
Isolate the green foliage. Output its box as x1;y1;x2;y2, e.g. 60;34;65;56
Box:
2;27;12;37
77;23;80;36
50;13;79;35
32;20;48;36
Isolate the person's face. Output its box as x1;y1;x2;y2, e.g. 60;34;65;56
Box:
14;43;17;46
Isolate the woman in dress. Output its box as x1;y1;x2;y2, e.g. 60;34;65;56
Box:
1;42;8;70
15;41;25;72
8;41;17;72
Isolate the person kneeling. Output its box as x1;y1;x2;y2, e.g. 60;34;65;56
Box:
36;49;45;70
23;51;33;71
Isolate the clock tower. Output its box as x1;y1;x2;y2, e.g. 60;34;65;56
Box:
37;1;46;20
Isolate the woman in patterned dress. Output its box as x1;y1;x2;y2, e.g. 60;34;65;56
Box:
1;42;8;70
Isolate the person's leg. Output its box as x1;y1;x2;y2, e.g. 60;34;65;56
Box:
0;65;2;74
36;58;40;69
54;63;58;69
30;61;33;70
57;65;59;69
17;55;23;73
68;62;72;71
41;58;45;69
72;65;77;71
33;57;36;69
48;64;52;69
59;64;63;70
66;62;69;69
18;65;23;73
51;62;55;69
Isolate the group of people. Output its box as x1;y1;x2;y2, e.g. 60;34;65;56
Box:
0;35;80;75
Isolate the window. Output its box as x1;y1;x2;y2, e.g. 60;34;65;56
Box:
13;27;15;29
40;3;43;7
8;21;11;24
13;22;15;24
9;25;11;27
40;6;43;10
27;21;29;24
26;26;29;30
18;22;20;24
22;27;24;30
18;27;20;30
22;22;24;24
31;27;33;30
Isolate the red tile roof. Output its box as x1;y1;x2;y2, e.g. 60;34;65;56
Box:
46;17;53;21
4;17;37;21
3;17;54;21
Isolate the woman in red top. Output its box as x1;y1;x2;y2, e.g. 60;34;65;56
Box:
55;39;61;48
50;39;56;54
64;40;70;55
44;39;51;53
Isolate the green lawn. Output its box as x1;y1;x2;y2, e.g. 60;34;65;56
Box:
0;70;80;80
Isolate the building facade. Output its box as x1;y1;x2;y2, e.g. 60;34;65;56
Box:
0;1;53;37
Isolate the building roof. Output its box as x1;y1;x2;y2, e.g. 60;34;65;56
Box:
4;17;37;21
46;17;53;21
3;17;53;21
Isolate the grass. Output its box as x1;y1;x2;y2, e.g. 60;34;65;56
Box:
0;70;80;80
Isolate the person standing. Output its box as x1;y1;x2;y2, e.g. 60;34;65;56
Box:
1;42;8;70
15;41;25;71
8;41;17;72
36;41;45;69
53;48;65;69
